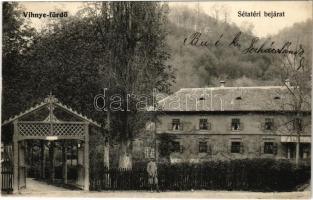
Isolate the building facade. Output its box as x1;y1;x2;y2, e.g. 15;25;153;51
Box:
145;82;311;164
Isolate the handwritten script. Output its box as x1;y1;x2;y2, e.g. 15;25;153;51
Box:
183;32;305;70
184;32;304;56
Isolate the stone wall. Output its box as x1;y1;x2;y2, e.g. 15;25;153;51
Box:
132;112;312;164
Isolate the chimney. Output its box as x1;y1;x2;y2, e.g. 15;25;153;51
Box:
220;80;225;87
285;79;291;87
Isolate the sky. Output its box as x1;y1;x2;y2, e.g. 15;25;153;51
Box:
20;1;312;37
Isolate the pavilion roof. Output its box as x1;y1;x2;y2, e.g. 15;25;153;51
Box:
2;94;101;127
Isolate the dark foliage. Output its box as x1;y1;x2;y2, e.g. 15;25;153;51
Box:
157;159;310;191
167;7;312;90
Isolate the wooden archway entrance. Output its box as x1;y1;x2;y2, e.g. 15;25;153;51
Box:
2;94;101;193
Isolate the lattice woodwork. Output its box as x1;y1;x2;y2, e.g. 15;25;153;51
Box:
18;123;50;136
17;122;85;137
53;123;85;136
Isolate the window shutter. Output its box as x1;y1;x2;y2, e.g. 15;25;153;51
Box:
240;143;244;154
208;144;212;154
273;121;277;132
240;122;244;131
150;148;155;158
168;123;172;130
208;122;212;130
261;142;264;154
180;123;184;131
196;123;199;131
180;144;184;153
273;143;278;155
144;147;149;158
260;122;265;131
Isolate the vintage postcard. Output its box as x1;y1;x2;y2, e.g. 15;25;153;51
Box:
1;1;312;199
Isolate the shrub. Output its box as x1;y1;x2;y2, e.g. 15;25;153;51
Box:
156;158;310;191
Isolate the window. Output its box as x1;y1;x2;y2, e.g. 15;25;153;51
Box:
172;119;181;131
133;139;143;151
293;118;303;132
199;119;209;130
264;142;277;154
145;147;155;158
172;141;181;152
150;148;155;158
199;142;208;153
144;147;150;158
145;121;155;131
231;118;241;131
264;142;274;154
235;96;242;100
231;141;241;153
264;118;274;130
199;97;205;101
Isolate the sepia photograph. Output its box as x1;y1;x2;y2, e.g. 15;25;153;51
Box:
1;1;312;199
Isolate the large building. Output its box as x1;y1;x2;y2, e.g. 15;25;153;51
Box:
141;81;311;164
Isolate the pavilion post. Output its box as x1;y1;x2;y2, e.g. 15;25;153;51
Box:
84;124;89;191
41;140;45;179
13;121;19;193
49;142;55;183
62;141;68;184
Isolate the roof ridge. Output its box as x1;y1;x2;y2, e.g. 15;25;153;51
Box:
179;86;287;90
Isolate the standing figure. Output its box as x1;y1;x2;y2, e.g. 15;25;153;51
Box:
147;158;159;192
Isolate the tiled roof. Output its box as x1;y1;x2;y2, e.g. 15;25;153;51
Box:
157;86;310;112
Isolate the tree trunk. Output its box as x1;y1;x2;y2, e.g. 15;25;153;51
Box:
295;135;300;167
118;139;132;169
104;111;110;168
104;138;110;168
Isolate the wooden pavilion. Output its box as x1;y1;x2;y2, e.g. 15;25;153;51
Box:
2;94;101;192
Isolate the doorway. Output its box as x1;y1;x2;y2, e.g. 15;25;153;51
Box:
25;139;83;190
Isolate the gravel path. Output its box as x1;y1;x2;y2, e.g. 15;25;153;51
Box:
5;178;311;199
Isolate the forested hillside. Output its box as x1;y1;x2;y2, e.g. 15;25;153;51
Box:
2;3;312;120
166;6;312;91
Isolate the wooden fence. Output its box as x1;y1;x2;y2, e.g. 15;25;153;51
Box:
90;166;235;191
91;168;148;190
90;160;310;191
1;145;13;192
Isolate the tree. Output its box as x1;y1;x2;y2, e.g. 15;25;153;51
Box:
271;50;311;167
220;5;231;24
211;4;220;23
3;2;174;169
282;54;310;167
240;21;254;35
85;2;174;168
2;2;36;119
8;15;108;128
